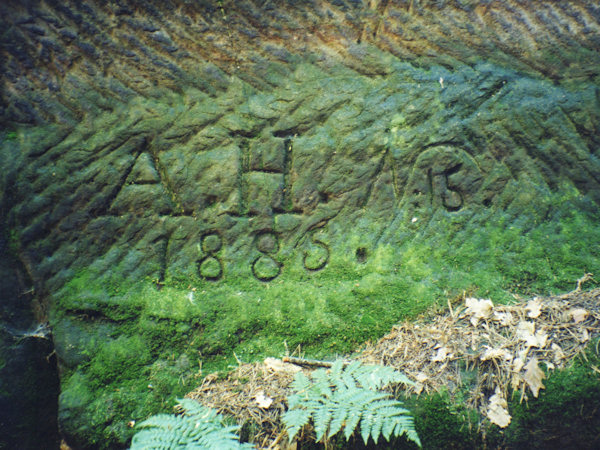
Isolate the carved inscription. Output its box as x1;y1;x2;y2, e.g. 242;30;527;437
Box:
165;141;497;282
240;134;329;281
405;146;484;213
239;136;293;216
252;231;282;281
180;134;336;282
302;230;330;271
431;164;464;211
198;233;223;280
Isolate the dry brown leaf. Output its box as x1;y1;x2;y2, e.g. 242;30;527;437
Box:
570;308;589;323
516;321;535;338
529;331;548;349
526;298;542;318
415;372;429;383
512;356;525;373
465;297;494;326
487;386;511;428
550;343;565;362
431;347;450;362
254;391;274;409
523;357;545;397
413;372;428;395
511;372;523;391
512;348;529;373
516;321;547;348
492;311;514;326
481;347;512;361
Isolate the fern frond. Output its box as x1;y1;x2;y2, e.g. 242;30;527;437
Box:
283;360;420;447
290;371;312;394
330;359;344;380
353;362;414;390
131;429;182;449
327;403;348;438
360;409;377;445
312;370;333;398
131;399;253;449
342;369;358;391
177;398;216;422
313;405;333;441
282;408;312;442
343;406;362;441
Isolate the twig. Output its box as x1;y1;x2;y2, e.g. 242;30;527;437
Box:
282;357;347;368
448;297;455;320
576;273;594;292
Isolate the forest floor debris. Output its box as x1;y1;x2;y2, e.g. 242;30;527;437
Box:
186;284;600;448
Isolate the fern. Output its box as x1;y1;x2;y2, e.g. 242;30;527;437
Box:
130;398;254;449
283;360;421;447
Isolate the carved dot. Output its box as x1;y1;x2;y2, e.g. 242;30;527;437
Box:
199;256;223;280
256;232;278;254
202;234;222;253
356;247;368;264
252;255;281;281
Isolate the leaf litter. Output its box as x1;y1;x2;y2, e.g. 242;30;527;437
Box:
186;281;600;447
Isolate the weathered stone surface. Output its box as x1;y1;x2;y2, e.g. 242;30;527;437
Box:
1;0;599;448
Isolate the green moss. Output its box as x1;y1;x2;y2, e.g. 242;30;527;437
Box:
87;335;151;387
406;392;483;450
60;354;199;448
4;130;18;141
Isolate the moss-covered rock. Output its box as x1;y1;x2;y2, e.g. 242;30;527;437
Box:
0;1;599;447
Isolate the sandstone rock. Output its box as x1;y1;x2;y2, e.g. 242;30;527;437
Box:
0;0;599;448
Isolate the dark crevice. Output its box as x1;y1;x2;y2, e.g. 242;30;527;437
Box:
0;251;60;449
247;168;283;175
444;162;463;177
272;127;302;138
355;246;368;263
229;129;259;139
282;138;294;212
238;140;249;215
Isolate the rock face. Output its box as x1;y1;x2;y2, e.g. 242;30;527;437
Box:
0;243;60;448
1;0;599;447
